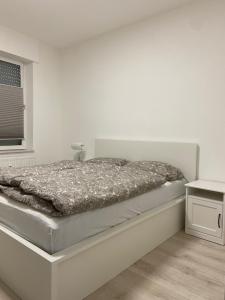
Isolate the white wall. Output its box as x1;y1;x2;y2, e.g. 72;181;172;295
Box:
62;0;225;181
33;43;63;163
0;26;63;164
0;25;39;62
1;1;224;179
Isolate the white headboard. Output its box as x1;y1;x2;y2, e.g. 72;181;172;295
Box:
95;139;199;182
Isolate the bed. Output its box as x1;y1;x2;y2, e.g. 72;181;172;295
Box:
0;139;198;300
0;179;185;254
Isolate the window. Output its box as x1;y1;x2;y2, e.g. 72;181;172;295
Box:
0;57;25;150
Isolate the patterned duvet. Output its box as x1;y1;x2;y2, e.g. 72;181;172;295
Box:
0;159;183;217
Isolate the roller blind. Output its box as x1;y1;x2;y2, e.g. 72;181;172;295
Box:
0;60;24;141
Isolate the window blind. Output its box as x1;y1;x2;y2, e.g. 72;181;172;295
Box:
0;60;24;141
0;84;24;139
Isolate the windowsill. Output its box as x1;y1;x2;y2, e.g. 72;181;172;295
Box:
0;149;34;155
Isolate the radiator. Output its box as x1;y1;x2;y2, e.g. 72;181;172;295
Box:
0;156;37;168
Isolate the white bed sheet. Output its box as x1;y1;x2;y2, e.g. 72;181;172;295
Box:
0;180;185;254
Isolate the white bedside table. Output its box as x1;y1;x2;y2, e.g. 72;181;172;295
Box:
185;180;225;245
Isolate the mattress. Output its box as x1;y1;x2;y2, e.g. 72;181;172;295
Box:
0;179;185;254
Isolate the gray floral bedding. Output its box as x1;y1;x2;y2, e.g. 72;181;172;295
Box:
0;160;183;217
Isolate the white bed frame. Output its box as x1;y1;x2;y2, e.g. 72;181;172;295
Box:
0;139;198;300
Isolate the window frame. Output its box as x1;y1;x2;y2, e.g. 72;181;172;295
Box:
0;56;27;151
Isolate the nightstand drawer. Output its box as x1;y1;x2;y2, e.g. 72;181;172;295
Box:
187;196;223;237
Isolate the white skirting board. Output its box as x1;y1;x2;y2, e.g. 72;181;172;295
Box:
0;197;185;300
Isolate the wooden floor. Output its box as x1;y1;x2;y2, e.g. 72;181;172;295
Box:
1;231;225;300
86;231;225;300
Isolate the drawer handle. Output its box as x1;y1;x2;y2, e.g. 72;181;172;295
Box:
218;213;221;228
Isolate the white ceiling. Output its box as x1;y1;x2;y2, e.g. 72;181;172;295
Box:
0;0;194;48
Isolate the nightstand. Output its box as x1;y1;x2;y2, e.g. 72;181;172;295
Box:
185;180;225;245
